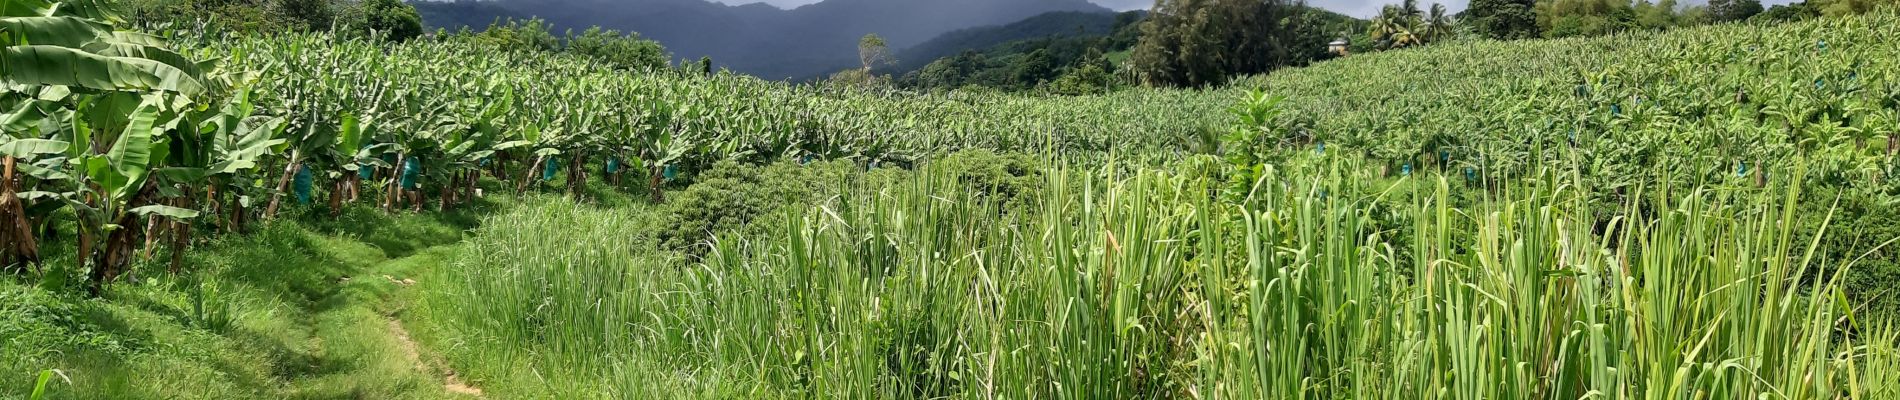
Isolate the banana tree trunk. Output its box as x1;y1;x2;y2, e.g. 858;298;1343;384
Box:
385;153;404;213
1888;133;1897;157
264;150;303;220
439;177;454;211
492;152;509;181
1756;158;1768;188
1;156;40;273
517;155;545;195
648;164;665;204
140;213;165;261
567;153;586;202
89;182;158;296
228;190;246;234
329;178;346;217
205;182;220;231
169;195;194;274
347;172;361;202
464;169;478;201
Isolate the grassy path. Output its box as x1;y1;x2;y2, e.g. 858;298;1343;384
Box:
282;242;474;399
2;204;496;399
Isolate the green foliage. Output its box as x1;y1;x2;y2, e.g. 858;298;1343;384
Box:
657;160;875;255
1130;0;1322;87
1709;0;1766;21
1797;186;1900;317
1539;0;1639;38
564;26;670;71
1810;0;1896;16
1366;1;1456;49
857;33;891;72
1754;1;1823;22
889;11;1133;74
931;149;1044;211
1467;0;1540;39
454;17;559;52
122;0;333;34
1011;49;1058;86
1048;62;1114;96
359;0;423;41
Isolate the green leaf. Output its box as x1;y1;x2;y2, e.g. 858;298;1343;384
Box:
0;138;68;157
1;45;206;97
130;205;199;219
109;101;157;186
0;15;108;47
30;369;53;400
153;166;205;183
337;113;362;156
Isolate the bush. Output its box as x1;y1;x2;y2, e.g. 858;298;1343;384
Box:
1048;63;1115;96
931;149;1045;212
357;0;423;41
1796;186;1900;319
658;160;872;256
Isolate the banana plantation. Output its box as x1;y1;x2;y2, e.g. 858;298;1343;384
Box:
4;1;1900;398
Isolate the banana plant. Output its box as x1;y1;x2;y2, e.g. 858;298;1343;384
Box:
1;0;210;294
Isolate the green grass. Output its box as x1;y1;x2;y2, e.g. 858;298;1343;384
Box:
416;159;1900;398
1;201;495;399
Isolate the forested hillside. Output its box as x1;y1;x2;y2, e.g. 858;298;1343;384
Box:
411;0;1111;79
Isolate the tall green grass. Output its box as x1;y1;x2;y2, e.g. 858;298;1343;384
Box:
424;162;1898;398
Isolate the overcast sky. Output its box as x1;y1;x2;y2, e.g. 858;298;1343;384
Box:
711;0;1796;19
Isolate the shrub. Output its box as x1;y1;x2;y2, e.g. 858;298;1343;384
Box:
930;149;1045;212
658;160;872;255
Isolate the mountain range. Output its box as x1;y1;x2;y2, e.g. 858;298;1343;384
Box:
411;0;1113;80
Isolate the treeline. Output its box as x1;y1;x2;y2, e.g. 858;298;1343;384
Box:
1469;0;1895;40
124;0;423;39
124;0;681;73
431;18;676;73
891;12;1143;95
1129;0;1354;87
890;5;1363;93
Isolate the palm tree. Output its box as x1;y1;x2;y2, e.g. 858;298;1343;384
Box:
1424;3;1454;43
1401;0;1425;22
1371;5;1423;49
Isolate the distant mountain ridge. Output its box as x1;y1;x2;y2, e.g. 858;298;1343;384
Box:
411;0;1112;79
889;10;1129;74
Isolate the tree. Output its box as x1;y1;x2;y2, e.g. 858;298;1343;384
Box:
1806;0;1882;17
360;0;424;41
565;26;671;71
1049;63;1115;96
1423;4;1454;42
1708;0;1764;22
273;0;335;31
859;33;893;72
1370;5;1420;48
1541;0;1638;38
1752;2;1820;21
1130;0;1308;87
1633;0;1684;30
699;56;715;76
1466;0;1538;40
1014;49;1059;88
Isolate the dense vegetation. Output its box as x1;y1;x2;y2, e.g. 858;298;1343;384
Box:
411;0;1112;79
5;0;1900;398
